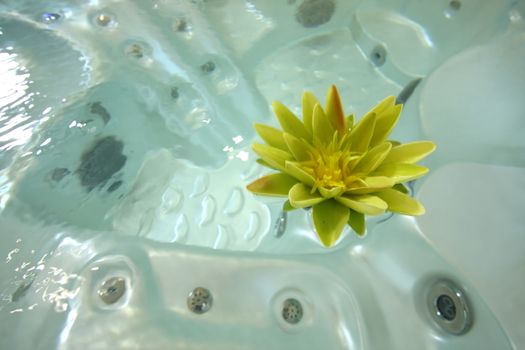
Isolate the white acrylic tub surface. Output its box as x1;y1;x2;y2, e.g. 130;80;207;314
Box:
0;1;523;349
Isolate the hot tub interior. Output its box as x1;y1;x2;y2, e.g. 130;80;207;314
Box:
0;1;524;349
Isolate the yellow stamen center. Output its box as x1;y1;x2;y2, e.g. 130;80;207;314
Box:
314;151;346;189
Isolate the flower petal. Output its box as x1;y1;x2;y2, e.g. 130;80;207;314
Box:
346;114;354;129
272;101;310;141
252;143;293;172
345;154;363;172
372;163;429;183
254;123;288;151
312;199;349;247
335;194;387;215
370;102;402;147
247;173;298;196
285;161;316;186
345;177;367;189
348;209;365;236
360;96;394;126
289;183;325;208
325;85;346;134
283;133;310;161
375;188;425;215
371;95;396;114
351;142;392;175
256;158;277;170
387;140;401;147
312;104;334;146
345;176;395;194
393;183;409;194
283;200;298;211
319;186;345;198
350;112;377;153
382;141;436;164
302;91;319;138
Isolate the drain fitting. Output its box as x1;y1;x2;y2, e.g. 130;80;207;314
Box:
282;298;303;324
98;277;126;304
426;280;472;335
187;287;213;314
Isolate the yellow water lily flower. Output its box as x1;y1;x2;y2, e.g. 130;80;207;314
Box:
247;85;436;247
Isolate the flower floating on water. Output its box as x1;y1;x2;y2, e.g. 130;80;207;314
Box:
247;85;436;247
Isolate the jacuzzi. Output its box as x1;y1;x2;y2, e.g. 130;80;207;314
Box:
0;0;524;349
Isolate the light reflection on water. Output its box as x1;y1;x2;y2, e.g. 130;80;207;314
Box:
0;14;94;218
0;50;33;151
1;235;88;315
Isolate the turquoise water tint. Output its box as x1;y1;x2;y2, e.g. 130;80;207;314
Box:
0;1;524;349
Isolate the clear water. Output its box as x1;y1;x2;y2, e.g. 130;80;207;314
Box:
0;1;524;349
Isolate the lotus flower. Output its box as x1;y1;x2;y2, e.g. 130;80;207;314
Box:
247;85;436;247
